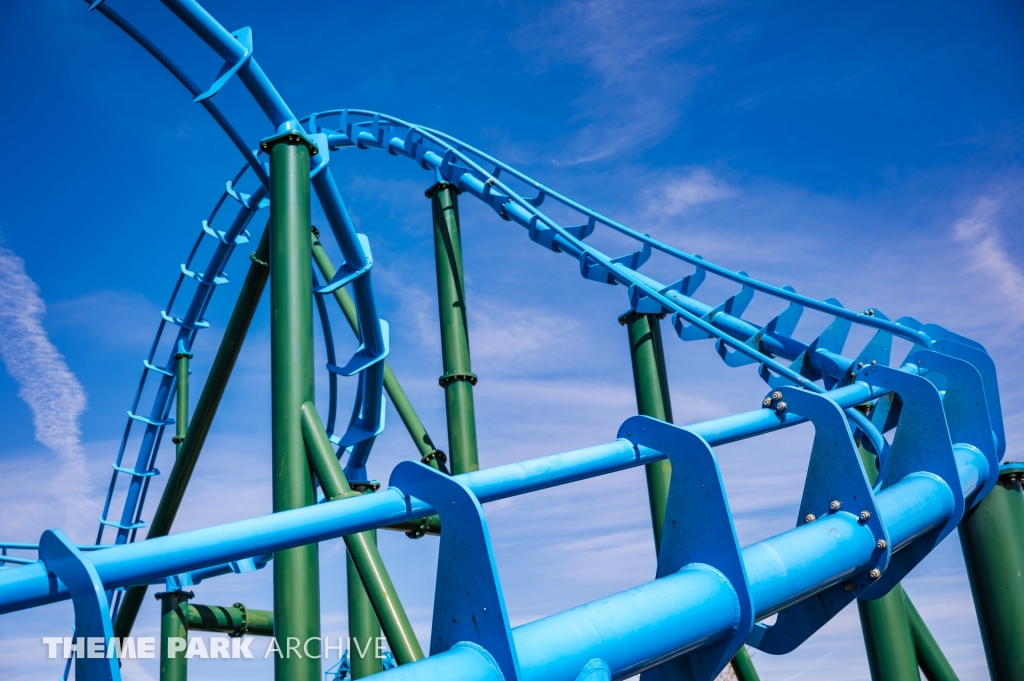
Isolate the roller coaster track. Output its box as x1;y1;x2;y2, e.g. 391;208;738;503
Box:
0;2;1014;680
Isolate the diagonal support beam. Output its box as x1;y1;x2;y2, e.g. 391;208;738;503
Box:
113;224;270;639
301;402;425;666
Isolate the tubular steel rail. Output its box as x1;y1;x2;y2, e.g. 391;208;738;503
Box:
0;2;1020;681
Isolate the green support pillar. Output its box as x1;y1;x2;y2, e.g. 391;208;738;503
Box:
428;182;478;475
301;403;424;665
622;311;759;680
113;226;270;639
622;312;673;552
311;230;446;471
959;463;1024;681
173;342;191;457
904;596;959;681
185;603;274;637
155;589;192;681
348;545;383;678
856;445;919;680
858;589;919;680
266;131;321;681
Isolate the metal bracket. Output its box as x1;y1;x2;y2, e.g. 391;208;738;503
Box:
927;336;1005;458
580;241;652;285
38;529;121;681
388;461;521;681
327;318;390;377
194;27;253;103
744;388;888;654
618;416;753;681
854;364;965;596
716;287;802;367
673;275;754;341
904;349;999;507
575;659;612;681
316;233;374;295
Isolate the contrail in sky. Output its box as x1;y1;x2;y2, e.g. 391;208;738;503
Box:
0;245;92;539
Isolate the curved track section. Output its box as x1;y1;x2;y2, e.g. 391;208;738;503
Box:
84;0;1004;570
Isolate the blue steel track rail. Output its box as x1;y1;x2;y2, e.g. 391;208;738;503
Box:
0;1;1008;680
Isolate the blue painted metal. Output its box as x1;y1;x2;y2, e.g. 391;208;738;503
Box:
390;462;521;681
855;365;966;597
746;387;888;654
617;416;752;681
38;530;120;681
2;3;1011;679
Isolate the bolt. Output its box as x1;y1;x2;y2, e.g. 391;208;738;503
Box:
843;582;854;592
763;397;773;408
857;362;864;368
871;360;877;365
876;539;887;549
770;391;783;401
775;401;787;412
830;500;841;511
859;510;871;522
864;308;875;316
869;569;881;579
804;513;816;523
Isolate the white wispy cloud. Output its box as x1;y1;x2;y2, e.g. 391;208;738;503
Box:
513;0;715;163
654;168;735;215
953;196;1024;334
0;245;93;539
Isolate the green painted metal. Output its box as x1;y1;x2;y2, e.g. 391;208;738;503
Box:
623;311;760;680
300;402;424;665
855;444;920;680
310;231;445;471
428;183;479;475
301;402;355;501
268;135;321;681
730;646;760;681
959;467;1024;681
348;544;383;679
113;225;270;640
622;312;674;552
185;603;274;637
904;594;959;681
173;349;191;457
858;589;919;680
156;589;191;681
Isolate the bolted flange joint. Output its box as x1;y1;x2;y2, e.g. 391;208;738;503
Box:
259;129;319;156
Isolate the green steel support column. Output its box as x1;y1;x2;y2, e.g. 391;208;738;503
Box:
428;182;479;475
622;311;759;680
267;132;320;681
301;403;425;665
113;226;271;639
173;343;191;457
959;464;1024;681
155;589;191;681
904;596;960;681
621;312;673;552
311;231;446;471
348;546;382;678
858;590;919;680
729;647;760;681
856;445;919;680
184;603;274;637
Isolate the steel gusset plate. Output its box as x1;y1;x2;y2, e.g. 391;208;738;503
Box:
745;388;888;655
388;462;521;681
854;364;965;597
619;416;753;681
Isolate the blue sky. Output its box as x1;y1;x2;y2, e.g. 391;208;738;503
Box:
1;0;1023;679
